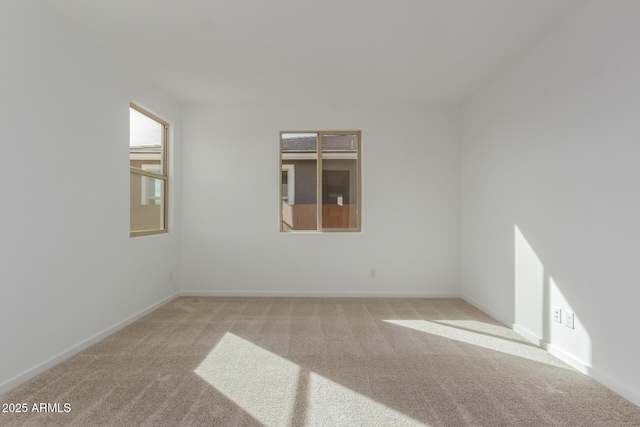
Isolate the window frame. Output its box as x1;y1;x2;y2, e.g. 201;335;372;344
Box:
279;130;362;233
281;164;295;205
130;103;169;237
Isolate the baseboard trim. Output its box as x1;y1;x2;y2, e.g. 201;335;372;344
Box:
460;293;514;328
512;324;545;348
5;291;638;407
0;292;179;397
544;342;590;374
586;365;640;408
180;290;462;298
514;325;640;408
461;296;640;407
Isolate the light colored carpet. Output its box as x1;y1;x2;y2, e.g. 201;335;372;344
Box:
1;297;639;426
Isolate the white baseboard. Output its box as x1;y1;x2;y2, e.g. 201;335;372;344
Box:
544;342;590;374
5;291;638;408
0;293;179;397
543;338;639;407
512;324;545;348
461;296;640;407
460;293;514;328
515;324;640;408
180;290;462;298
586;365;640;408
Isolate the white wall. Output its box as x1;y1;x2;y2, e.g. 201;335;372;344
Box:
0;0;182;394
9;0;638;409
181;105;461;297
461;0;640;405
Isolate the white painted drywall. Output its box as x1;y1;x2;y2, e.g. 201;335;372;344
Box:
180;105;461;297
0;0;182;393
461;0;640;405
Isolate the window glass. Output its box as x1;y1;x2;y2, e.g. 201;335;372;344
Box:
130;104;168;236
281;133;318;231
321;134;359;230
130;173;165;232
280;131;360;232
130;107;164;174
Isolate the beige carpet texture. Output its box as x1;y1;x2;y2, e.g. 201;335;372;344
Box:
1;297;639;426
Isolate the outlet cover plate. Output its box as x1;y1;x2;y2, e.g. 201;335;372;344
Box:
565;311;575;329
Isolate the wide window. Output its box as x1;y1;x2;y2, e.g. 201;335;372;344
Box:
280;131;361;232
130;104;168;236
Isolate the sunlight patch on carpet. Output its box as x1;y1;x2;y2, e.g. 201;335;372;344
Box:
306;372;427;426
384;320;570;369
195;332;429;426
195;333;299;427
434;320;529;342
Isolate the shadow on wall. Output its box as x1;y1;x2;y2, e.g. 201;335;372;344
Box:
514;224;592;368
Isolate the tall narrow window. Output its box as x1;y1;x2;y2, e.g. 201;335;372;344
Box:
130;104;168;236
280;131;361;232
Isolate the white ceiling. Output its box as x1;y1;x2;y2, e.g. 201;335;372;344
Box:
41;0;587;106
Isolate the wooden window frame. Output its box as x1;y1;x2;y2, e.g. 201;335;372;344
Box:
280;130;362;233
130;103;169;237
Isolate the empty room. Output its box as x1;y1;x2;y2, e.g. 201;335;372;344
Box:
1;0;640;425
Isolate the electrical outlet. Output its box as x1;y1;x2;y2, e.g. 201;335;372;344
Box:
169;271;174;281
370;269;376;279
553;307;562;323
565;311;575;329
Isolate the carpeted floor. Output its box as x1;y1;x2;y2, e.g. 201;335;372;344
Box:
1;297;639;426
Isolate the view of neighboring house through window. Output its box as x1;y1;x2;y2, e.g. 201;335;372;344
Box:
130;104;168;236
280;131;361;232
